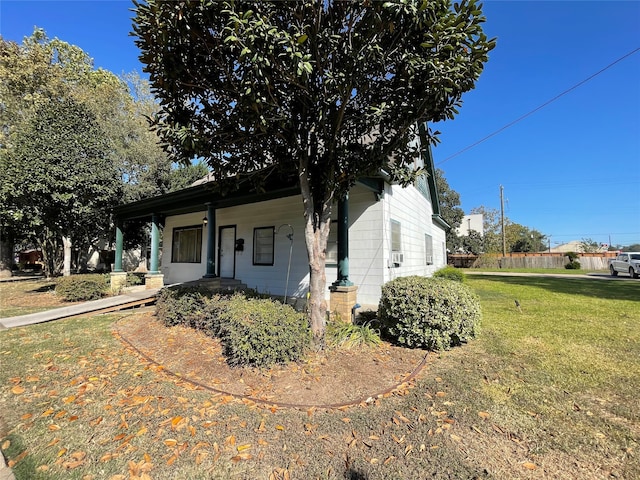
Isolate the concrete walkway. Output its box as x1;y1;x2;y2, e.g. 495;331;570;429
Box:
0;288;160;330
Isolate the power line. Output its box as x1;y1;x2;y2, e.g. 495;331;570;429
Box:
437;47;640;166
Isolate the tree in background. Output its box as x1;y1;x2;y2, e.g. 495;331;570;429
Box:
435;168;464;250
0;29;206;275
133;0;495;340
3;97;121;277
580;238;602;253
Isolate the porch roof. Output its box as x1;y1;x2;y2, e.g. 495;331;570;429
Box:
112;175;385;221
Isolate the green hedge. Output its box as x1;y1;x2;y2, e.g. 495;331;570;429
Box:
55;274;109;302
216;296;311;367
378;276;481;350
155;285;213;327
155;287;311;367
432;266;466;283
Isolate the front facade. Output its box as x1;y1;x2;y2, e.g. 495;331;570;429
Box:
112;146;448;311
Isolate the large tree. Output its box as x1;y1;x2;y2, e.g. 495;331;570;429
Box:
3;97;122;277
133;0;495;340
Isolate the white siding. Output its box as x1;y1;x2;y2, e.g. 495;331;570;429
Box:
348;186;385;306
162;212;207;283
160;181;447;307
216;196;311;298
382;183;447;284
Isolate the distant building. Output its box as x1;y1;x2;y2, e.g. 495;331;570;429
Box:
456;214;484;237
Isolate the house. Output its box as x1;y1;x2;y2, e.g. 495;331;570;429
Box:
111;141;448;318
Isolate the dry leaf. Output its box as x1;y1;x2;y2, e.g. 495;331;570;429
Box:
231;452;252;462
1;440;10;450
478;411;490;419
523;462;537;470
11;385;25;395
164;438;178;447
237;444;252;452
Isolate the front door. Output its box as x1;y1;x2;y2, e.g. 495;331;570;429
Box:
219;226;236;278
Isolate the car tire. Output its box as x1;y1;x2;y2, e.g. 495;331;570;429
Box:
630;267;639;279
610;265;618;276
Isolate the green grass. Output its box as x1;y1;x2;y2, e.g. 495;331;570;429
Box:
468;267;608;275
1;276;639;479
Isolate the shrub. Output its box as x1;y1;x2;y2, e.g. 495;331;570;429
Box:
55;274;108;302
565;251;579;261
565;260;581;270
126;272;144;286
155;285;213;327
216;296;311;367
378;276;481;350
326;321;381;349
433;266;465;283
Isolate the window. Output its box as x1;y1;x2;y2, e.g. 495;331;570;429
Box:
253;227;274;265
391;220;402;252
171;226;202;263
425;233;434;265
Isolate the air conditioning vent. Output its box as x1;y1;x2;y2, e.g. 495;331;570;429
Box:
426;255;433;265
391;252;404;265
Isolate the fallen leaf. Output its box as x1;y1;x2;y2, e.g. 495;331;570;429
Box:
237;444;252;452
478;411;491;420
523;462;537;470
1;440;10;450
57;448;68;457
164;439;178;447
20;413;33;420
275;425;285;431
11;386;25;395
231;453;252;462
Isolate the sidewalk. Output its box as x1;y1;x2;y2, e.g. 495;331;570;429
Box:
0;288;159;330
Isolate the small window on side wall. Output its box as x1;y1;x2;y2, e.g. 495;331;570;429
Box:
172;226;202;263
425;233;434;265
253;227;274;265
391;220;402;252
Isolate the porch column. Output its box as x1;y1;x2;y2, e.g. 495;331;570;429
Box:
110;218;127;292
114;219;124;272
330;194;357;323
203;203;217;278
149;213;160;274
333;195;353;287
145;213;164;289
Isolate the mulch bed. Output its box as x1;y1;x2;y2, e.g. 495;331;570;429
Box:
114;311;429;408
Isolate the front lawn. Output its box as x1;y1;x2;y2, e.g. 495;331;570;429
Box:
0;275;638;479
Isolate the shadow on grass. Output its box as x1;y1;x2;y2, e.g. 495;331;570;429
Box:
30;284;56;294
470;274;640;302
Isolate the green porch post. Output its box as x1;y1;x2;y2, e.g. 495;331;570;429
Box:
149;213;160;274
333;195;353;287
114;219;124;272
204;203;217;278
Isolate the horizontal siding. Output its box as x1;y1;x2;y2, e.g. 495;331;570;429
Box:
383;183;447;284
162;212;207;283
160;182;447;307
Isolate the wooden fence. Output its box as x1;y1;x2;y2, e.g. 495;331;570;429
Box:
448;252;615;270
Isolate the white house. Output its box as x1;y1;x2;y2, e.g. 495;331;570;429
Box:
111;142;448;315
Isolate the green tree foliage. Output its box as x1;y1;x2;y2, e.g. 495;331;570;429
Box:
3;97;122;277
0;29;200;274
133;0;495;340
435;168;464;249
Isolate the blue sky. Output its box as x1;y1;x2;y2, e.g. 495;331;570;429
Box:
1;0;639;248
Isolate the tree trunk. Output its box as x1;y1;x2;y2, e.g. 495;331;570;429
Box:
299;165;333;346
0;231;13;278
62;235;72;277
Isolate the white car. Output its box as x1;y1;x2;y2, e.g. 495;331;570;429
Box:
609;252;640;278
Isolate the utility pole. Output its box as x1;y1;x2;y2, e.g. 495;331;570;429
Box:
500;185;506;256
